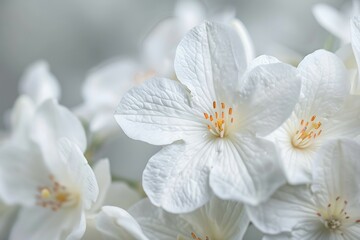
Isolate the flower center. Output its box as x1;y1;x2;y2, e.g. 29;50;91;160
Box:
316;197;360;233
176;232;210;240
204;101;234;138
292;115;322;149
36;175;78;211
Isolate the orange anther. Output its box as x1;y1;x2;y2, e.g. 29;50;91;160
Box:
231;117;234;123
215;112;218;119
301;119;304;125
210;115;213;121
213;101;216;109
311;115;316;121
222;112;224;118
229;108;233;115
221;102;225;109
204;113;209;119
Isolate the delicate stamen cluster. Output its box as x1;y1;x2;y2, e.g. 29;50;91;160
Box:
204;101;234;138
292;115;322;148
36;175;77;211
316;196;360;234
191;232;209;240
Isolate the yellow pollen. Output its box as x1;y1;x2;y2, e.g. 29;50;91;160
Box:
204;101;235;138
40;188;51;199
191;232;209;240
292;115;322;149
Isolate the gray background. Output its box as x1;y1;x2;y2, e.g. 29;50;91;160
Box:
0;0;347;239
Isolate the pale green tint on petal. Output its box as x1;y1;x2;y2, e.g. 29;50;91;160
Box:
115;78;203;146
142;139;216;213
210;135;285;205
96;206;148;240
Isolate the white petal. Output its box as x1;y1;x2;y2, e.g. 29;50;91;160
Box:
313;4;350;43
10;206;84;240
291;220;332;240
174;0;204;27
115;77;203;145
345;224;360;239
180;196;250;239
30;99;87;161
88;159;111;214
238;62;301;136
57;139;99;210
103;182;141;210
325;95;360;139
82;59;140;107
0;204;18;240
0;142;49;206
297;50;350;118
19;61;61;104
174;21;249;108
129;198;192;239
210;135;285;205
312;139;360;208
246;184;317;235
142;139;216;213
231;19;256;64
263;232;292;240
96;206;148;240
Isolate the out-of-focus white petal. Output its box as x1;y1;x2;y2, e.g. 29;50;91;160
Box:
0;203;18;240
263;232;292;240
142;139;216;213
291;220;332;240
210;135;285;206
231;19;256;63
57;138;98;210
246;184;317;234
10;206;84;240
238;62;301;136
19;61;61;104
0;142;49;206
174;21;249;108
96;206;148;240
30;100;87;162
313;4;350;43
88;159;111;214
297;50;350;118
115;78;203;146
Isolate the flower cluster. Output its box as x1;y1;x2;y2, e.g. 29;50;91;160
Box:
1;1;360;240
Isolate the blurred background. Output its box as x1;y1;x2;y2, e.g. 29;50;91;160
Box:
0;0;347;177
0;0;349;238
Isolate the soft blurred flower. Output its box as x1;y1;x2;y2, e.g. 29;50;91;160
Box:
0;100;98;240
96;196;249;240
115;21;300;212
270;49;360;184
248;139;360;239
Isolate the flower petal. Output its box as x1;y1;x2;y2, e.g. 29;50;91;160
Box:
96;206;148;240
238;62;300;136
180;196;250;239
0;142;49;206
19;61;61;104
210;135;285;205
174;21;249;108
297;50;350;118
263;232;292;240
291;220;332;240
103;182;141;210
313;4;350;43
246;184;317;234
57;138;98;210
142;139;217;213
115;77;203;145
30;100;87;160
88;159;111;214
10;206;84;240
311;139;360;208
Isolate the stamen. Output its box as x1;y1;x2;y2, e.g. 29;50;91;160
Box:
204;113;209;119
213;101;216;109
221;102;225;109
229;108;233;115
204;100;235;138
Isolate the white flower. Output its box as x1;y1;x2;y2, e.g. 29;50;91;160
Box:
247;139;360;239
75;59;144;141
0;100;98;240
83;159;141;240
96;196;249;240
0;201;18;239
142;0;255;79
115;21;301;212
270;49;360;184
313;0;359;44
